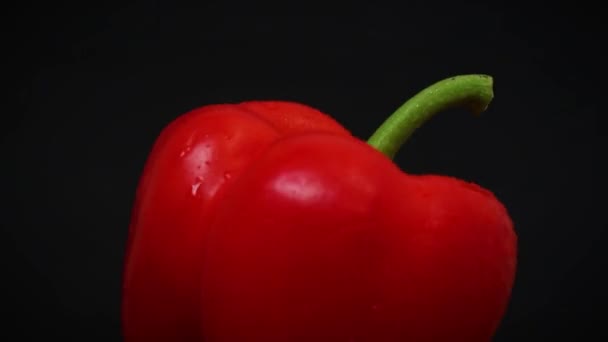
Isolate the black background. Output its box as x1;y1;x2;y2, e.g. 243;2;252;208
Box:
4;1;605;341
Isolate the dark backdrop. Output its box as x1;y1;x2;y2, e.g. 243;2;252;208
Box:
4;1;605;341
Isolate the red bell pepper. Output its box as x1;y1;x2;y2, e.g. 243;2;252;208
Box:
122;75;517;341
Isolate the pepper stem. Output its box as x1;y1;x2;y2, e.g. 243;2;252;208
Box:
367;74;494;159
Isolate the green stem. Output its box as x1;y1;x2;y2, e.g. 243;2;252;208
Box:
367;74;494;159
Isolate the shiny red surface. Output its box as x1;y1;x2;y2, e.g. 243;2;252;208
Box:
122;101;350;340
122;101;516;341
200;135;516;341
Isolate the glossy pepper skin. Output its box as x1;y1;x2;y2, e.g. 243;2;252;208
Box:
201;134;515;341
122;75;517;341
122;101;351;340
